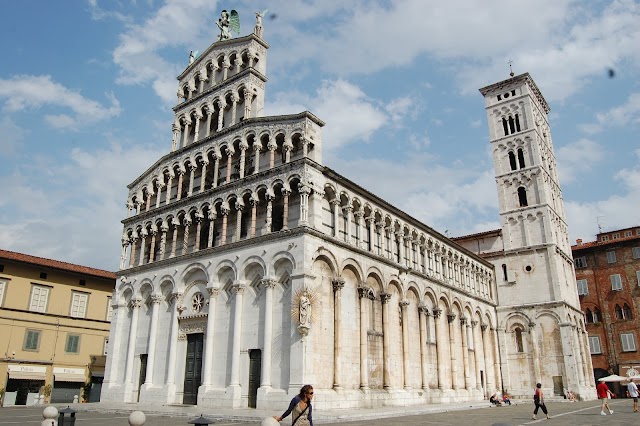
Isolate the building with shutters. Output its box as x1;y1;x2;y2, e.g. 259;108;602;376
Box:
101;12;595;410
571;226;640;393
0;249;116;406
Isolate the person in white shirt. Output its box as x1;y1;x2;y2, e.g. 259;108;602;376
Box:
628;380;639;412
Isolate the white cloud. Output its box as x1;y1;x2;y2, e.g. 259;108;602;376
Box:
0;142;166;269
0;117;25;156
556;138;604;183
596;92;640;126
111;0;217;102
385;96;417;125
565;149;640;242
0;75;121;130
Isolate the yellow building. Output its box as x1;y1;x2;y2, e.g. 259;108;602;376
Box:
0;249;116;405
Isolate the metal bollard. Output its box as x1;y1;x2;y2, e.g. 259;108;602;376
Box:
42;406;58;426
58;406;76;426
188;414;216;425
128;411;146;426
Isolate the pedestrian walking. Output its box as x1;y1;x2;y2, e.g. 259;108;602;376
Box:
274;384;314;426
596;380;614;415
628;379;639;412
532;383;550;420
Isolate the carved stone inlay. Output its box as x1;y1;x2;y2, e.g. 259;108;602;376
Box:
191;292;205;313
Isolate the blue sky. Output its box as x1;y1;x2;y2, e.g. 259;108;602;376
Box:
1;0;639;271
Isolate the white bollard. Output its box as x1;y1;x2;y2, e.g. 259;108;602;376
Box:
72;394;79;403
42;406;58;426
128;410;146;426
261;417;280;426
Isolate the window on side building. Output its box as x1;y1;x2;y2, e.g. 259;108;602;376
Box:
574;256;587;268
65;334;81;354
606;251;617;263
23;329;41;351
29;285;51;312
577;279;588;296
621;333;637;352
589;336;602;354
632;247;640;259
70;291;89;318
610;274;623;291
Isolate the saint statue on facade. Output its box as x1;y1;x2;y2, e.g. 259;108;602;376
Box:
216;9;240;41
299;293;311;328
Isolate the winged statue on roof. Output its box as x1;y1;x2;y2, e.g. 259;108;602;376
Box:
254;9;268;38
217;9;240;41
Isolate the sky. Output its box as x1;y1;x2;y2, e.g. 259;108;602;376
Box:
0;0;639;271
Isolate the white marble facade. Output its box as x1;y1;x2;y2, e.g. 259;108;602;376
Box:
101;22;594;410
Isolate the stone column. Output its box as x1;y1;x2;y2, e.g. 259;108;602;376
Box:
156;182;165;208
124;298;142;384
207;211;216;247
199;161;208;193
182;218;191;255
212;153;220;188
375;223;384;255
342;206;353;243
165;293;182;387
282;189;290;230
355;211;365;247
357;286;370;390
400;299;411;390
202;287;219;387
176;169;185;201
572;325;586;387
145;191;152;212
253;143;261;174
261;279;276;387
165;173;173;204
283;143;292;163
243;88;252;119
234;202;244;242
170;219;179;257
216;100;226;131
481;324;494;396
148;229;157;263
529;322;542;385
471;321;483;391
331;199;340;238
582;330;595;387
249;198;258;237
433;308;445;389
193;214;203;252
381;292;392;389
298;185;310;226
230;283;245;387
398;231;405;265
182;120;191;148
238;143;248;178
187;164;196;197
193;113;201;142
332;278;345;390
265;194;273;234
448;313;459;390
159;223;168;261
129;235;138;266
461;317;471;390
267;140;277;169
120;240;129;269
492;327;501;393
137;230;147;266
225;147;234;183
144;294;163;385
419;305;430;390
230;94;238;125
366;217;375;252
171;124;179;151
205;108;213;138
220;206;229;245
578;328;590;385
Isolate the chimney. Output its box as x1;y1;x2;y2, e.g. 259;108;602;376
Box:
576;239;583;246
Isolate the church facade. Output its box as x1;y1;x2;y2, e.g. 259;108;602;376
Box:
101;17;595;410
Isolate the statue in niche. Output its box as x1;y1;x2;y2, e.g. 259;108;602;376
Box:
217;9;240;41
299;293;311;328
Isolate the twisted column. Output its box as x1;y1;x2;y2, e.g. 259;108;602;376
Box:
282;189;290;230
220;206;229;245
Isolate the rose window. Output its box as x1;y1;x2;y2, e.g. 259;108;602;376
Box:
191;292;204;313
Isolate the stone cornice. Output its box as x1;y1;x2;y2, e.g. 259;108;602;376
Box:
479;72;549;114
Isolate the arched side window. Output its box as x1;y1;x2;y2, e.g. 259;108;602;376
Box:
508;152;517;171
594;308;602;322
615;304;623;320
517;187;528;207
585;308;593;324
623;303;633;320
517;148;526;168
515;327;524;352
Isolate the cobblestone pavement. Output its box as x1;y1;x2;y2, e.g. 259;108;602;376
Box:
1;399;637;425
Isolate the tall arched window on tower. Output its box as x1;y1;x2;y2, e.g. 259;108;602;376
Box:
502;118;509;136
517;187;528;207
502;264;508;281
515;113;521;132
508;116;516;134
509;152;517;171
517;148;526;168
515;327;524;352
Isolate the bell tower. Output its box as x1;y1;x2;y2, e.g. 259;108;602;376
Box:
478;73;595;399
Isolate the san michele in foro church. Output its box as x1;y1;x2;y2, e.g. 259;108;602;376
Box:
101;10;597;410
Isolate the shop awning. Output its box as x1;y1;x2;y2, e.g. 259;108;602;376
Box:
8;370;46;380
54;373;86;382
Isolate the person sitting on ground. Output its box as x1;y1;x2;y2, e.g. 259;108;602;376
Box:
490;392;503;406
502;391;512;405
566;390;577;402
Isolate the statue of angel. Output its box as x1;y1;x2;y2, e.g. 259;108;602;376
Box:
188;50;198;65
217;9;240;41
254;9;268;38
